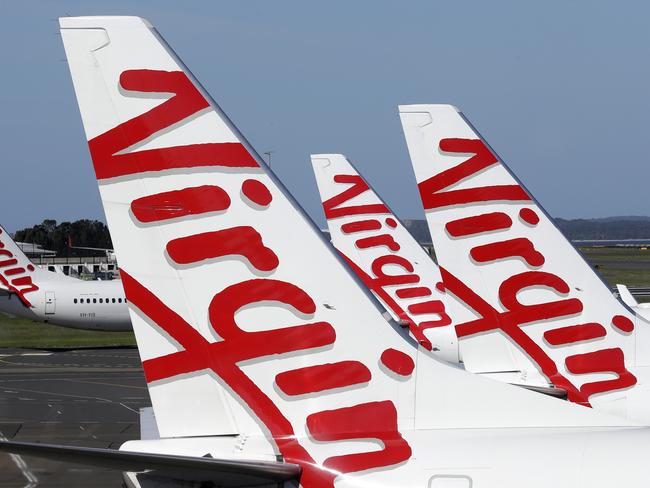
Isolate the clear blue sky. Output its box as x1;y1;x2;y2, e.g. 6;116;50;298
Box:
1;1;649;233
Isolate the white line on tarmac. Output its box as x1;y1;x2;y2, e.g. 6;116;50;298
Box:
0;432;38;488
0;385;139;416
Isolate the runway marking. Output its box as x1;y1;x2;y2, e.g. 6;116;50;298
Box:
0;386;139;415
20;353;53;357
0;375;145;383
0;431;38;488
119;403;139;414
62;378;147;391
0;356;141;370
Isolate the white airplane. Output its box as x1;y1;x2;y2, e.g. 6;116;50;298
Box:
399;104;650;423
0;225;131;331
4;15;650;488
310;154;460;363
617;283;650;321
311;154;649;401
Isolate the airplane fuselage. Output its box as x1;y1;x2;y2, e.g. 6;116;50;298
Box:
0;274;131;331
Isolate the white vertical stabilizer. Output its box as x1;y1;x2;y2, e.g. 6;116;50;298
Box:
399;104;650;421
311;154;459;362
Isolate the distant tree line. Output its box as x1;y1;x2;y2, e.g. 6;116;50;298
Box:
13;219;113;256
402;216;650;242
555;217;650;240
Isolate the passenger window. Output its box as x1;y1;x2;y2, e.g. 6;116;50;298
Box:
118;298;122;303
93;298;97;304
112;298;116;303
74;298;78;304
100;298;103;303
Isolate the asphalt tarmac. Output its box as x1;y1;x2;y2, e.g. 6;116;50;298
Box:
0;348;149;487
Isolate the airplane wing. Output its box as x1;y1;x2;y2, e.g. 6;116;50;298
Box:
0;440;299;486
399;104;648;413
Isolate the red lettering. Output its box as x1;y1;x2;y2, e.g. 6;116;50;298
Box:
396;287;432;299
166;226;279;272
408;300;446;316
0;258;18;268
306;401;411;475
543;323;607;346
380;349;415;377
355;234;401;252
88;70;258;180
131;185;231;222
339;252;432;350
341;219;382;234
371;255;419;287
443;267;588;404
612;315;634;333
275;361;371;396
4;267;25;276
418;138;530;210
445;212;512;238
470;238;545;267
519;208;540;225
241;179;273;207
323;175;389;218
565;348;636;401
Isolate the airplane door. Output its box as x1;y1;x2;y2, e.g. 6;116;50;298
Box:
45;292;56;315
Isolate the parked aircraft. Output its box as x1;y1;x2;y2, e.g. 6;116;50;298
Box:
0;225;131;331
311;154;460;362
617;283;650;321
4;16;650;488
399;104;650;423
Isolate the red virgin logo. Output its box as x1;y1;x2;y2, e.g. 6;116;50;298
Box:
323;174;452;351
419;138;636;405
0;229;38;307
92;69;413;486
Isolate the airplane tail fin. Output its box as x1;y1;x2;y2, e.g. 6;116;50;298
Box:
60;14;423;465
310;154;459;362
60;18;637;484
0;225;41;306
399;104;647;410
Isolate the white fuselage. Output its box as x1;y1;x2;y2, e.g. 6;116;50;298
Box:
121;425;650;487
0;271;131;331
